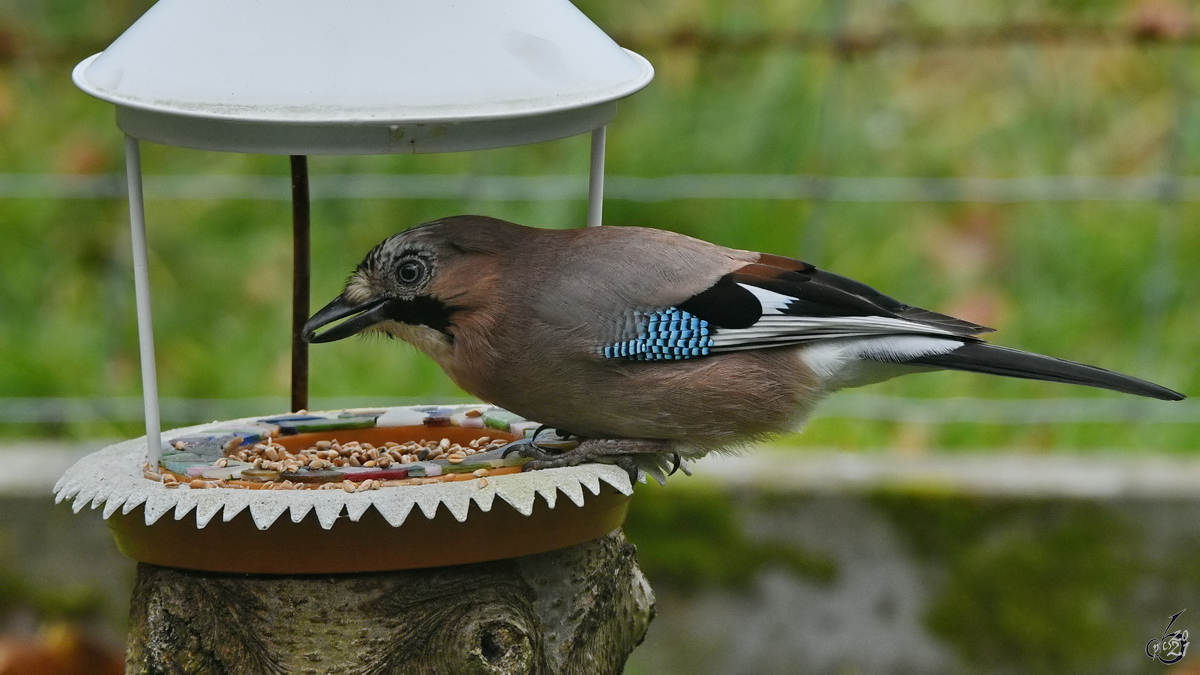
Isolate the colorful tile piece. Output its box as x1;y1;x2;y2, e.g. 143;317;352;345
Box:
336;466;410;481
161;452;209;475
199;463;253;480
483;411;523;431
272;416;377;434
280;468;345;484
404;462;443;478
374;408;428;428
510;421;542;438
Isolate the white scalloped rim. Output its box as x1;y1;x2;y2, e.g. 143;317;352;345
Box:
52;410;635;531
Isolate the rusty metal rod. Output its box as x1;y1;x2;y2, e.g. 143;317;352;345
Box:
587;126;606;227
290;155;310;413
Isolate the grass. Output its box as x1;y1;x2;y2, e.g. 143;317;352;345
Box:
0;0;1197;450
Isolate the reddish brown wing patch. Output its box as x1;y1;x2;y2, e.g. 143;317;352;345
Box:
733;262;804;280
755;253;815;273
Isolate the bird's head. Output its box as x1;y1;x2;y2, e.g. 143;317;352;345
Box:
302;215;526;345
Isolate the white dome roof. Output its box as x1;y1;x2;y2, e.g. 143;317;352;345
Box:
74;0;653;154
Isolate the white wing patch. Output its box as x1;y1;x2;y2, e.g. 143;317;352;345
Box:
741;284;794;315
709;283;958;352
800;336;964;387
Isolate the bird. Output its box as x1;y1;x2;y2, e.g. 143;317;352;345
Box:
303;215;1184;477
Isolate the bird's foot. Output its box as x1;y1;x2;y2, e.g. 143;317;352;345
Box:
501;430;683;484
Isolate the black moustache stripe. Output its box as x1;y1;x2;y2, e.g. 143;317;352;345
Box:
384;296;460;335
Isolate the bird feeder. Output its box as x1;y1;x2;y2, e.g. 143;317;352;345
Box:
54;0;654;574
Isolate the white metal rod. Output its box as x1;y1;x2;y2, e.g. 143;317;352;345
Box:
124;136;162;464
587;125;607;227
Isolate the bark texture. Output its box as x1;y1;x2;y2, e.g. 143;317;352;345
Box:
126;530;653;675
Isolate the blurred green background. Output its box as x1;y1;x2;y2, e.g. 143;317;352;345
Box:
1;0;1197;452
2;0;1197;454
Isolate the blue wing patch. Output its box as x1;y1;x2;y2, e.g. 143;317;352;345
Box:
602;308;715;361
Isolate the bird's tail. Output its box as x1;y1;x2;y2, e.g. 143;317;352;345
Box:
905;342;1185;401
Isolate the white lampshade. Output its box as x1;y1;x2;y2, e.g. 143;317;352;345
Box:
73;0;653;154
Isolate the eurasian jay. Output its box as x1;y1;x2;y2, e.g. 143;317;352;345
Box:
303;215;1184;474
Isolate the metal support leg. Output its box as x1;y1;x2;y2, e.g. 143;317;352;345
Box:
290;156;311;412
587;126;606;227
124;136;162;464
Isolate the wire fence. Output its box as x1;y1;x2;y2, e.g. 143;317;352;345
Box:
4;172;1200;203
0;394;1194;426
607;23;1200;53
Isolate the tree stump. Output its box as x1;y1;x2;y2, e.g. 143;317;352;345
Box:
125;530;653;674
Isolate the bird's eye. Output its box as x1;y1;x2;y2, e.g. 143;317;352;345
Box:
397;258;427;285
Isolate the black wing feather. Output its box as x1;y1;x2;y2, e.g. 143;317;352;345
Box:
676;275;762;329
679;256;993;336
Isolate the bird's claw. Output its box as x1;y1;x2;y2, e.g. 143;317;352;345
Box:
499;425;579;462
615;456;641;484
667;452;682;476
499;438;533;460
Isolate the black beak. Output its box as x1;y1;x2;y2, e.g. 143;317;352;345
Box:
302;294;394;343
